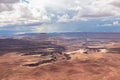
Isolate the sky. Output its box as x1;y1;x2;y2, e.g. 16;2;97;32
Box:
0;0;120;35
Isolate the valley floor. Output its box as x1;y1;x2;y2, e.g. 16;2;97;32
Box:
0;53;120;80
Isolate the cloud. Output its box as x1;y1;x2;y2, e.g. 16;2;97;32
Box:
0;0;19;3
57;14;71;22
0;3;50;26
0;4;14;12
110;0;120;8
1;0;120;24
98;21;120;27
0;0;120;34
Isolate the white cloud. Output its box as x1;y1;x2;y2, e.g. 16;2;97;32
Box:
0;0;120;32
0;0;19;3
0;2;50;26
14;32;27;35
32;24;59;33
57;14;71;22
110;0;120;8
0;4;14;12
99;21;120;27
113;21;119;25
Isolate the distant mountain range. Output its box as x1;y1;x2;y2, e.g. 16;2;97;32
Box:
16;32;120;39
0;32;120;40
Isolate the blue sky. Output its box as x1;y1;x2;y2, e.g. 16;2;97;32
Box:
0;0;120;35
